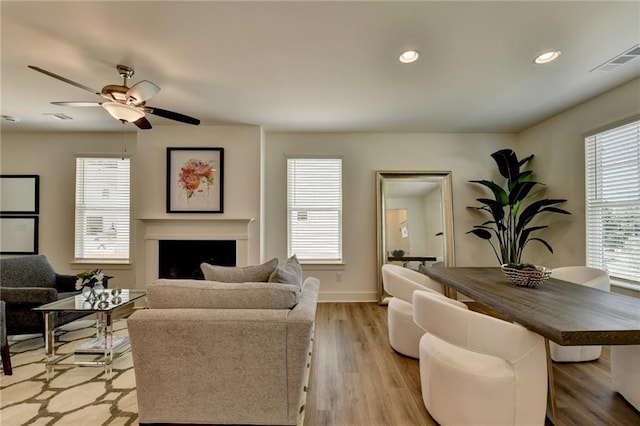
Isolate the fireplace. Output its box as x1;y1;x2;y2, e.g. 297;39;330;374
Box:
139;218;254;284
159;240;236;279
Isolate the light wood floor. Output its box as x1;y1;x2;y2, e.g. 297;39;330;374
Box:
304;302;640;426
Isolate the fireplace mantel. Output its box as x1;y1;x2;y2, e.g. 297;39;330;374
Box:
138;217;255;283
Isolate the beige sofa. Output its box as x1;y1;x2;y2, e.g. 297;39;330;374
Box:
128;276;319;425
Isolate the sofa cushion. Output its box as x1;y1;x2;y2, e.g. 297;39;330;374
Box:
0;255;57;288
200;258;278;283
269;255;302;286
147;279;300;310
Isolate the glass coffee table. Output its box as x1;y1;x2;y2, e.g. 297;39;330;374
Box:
33;289;146;378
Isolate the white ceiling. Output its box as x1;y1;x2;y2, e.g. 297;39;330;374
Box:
1;1;639;134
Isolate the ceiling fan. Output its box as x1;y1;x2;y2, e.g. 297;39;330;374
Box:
28;64;200;129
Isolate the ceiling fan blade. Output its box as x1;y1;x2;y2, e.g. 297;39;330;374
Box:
145;106;200;125
133;117;153;130
51;101;102;107
127;80;160;104
28;65;100;95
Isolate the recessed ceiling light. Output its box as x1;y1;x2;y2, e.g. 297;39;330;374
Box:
399;50;420;64
534;50;561;64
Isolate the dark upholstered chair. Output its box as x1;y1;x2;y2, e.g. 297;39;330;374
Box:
1;301;11;375
0;255;96;336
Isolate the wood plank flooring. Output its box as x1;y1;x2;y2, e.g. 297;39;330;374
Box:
304;302;640;426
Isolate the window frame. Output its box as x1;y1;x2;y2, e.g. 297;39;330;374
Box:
74;155;132;264
286;156;343;264
585;116;640;290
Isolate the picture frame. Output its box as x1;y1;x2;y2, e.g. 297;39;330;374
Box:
0;216;39;254
0;175;40;214
166;147;224;213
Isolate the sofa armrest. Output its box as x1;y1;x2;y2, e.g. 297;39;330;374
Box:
0;287;57;305
55;274;78;293
55;274;112;293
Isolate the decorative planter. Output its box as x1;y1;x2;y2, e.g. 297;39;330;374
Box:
501;264;551;288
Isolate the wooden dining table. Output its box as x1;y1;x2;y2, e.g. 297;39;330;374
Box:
420;267;640;424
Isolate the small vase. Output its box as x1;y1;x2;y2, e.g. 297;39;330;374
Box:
82;285;97;301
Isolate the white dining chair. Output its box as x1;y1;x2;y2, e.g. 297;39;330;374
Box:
611;345;640;411
381;263;443;358
413;289;548;426
549;266;610;362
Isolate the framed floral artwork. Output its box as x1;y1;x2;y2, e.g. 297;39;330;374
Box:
166;147;224;213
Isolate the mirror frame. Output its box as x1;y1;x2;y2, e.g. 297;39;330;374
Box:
376;171;456;304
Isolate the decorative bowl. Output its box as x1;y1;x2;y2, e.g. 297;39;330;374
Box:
501;264;551;288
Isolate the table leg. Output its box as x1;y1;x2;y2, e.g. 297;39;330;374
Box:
44;312;55;378
97;312;114;378
545;338;559;425
443;285;457;300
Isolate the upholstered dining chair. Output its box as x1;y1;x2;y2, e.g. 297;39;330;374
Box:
610;345;640;411
381;263;444;358
549;266;610;362
412;289;547;426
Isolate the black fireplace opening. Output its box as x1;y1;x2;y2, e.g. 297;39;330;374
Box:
159;240;236;279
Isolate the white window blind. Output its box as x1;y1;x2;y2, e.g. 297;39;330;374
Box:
75;157;130;262
585;119;640;287
287;157;342;262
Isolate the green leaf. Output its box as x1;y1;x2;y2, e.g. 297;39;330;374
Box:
518;154;534;167
466;228;492;240
529;237;554;253
508;181;538;204
518;170;533;182
469;180;509;205
518;225;548;247
516;199;568;233
491;149;520;183
540;206;571;215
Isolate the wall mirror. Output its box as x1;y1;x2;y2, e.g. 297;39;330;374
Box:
376;171;455;303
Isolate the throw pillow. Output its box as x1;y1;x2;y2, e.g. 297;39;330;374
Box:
200;258;278;282
269;254;302;286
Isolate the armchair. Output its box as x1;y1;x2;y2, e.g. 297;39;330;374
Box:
413;289;547;425
549;266;610;362
0;255;94;335
381;263;443;358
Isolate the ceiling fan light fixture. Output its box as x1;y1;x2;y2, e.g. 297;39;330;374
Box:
102;102;145;122
534;50;561;64
399;50;420;64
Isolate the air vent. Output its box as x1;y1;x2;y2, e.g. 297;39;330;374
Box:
590;44;640;72
1;115;20;123
43;113;73;120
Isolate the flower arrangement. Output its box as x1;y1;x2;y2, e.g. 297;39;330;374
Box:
179;158;215;199
75;269;105;290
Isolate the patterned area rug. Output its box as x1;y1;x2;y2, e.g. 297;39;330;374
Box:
1;319;311;426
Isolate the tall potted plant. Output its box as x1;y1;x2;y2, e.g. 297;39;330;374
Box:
467;149;570;267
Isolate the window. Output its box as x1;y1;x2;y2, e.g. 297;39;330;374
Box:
585;119;640;287
75;157;130;262
287;157;342;262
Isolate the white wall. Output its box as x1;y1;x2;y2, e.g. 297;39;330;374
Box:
517;78;640;270
0;131;136;281
3;79;637;300
263;132;516;301
133;125;263;285
0;125;263;288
